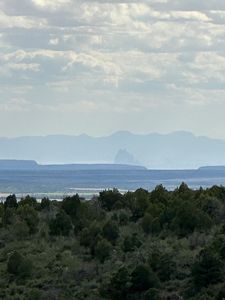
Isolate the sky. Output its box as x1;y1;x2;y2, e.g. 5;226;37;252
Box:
0;0;225;138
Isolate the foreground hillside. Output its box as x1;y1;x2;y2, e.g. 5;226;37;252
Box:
1;184;225;299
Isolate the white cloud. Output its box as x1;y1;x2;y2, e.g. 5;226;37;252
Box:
49;38;59;45
0;9;47;28
8;63;40;72
32;0;72;10
0;97;30;112
0;0;225;137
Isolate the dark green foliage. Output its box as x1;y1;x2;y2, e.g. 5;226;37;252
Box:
40;197;51;210
141;213;153;234
147;202;164;219
150;217;161;234
208;185;225;202
1;185;225;299
176;182;193;201
172;202;212;236
7;251;33;278
27;289;41;300
192;249;224;289
7;251;23;275
150;184;169;205
103;220;119;244
123;233;142;252
17;205;39;234
98;189;123;211
4;194;18;209
19;195;38;208
94;238;112;263
144;288;161;300
107;267;130;299
49;210;72;236
62;194;81;218
79;221;101;248
119;211;129;225
129;188;149;221
216;284;225;300
131;265;160;292
149;251;176;282
2;207;15;225
13;220;29;239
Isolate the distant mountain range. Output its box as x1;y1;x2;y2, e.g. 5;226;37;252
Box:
1;131;225;169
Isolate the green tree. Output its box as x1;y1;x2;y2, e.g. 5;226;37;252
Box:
7;251;33;278
27;289;41;300
144;288;161;300
80;222;102;248
141;213;153;234
123;233;142;253
19;195;38;209
98;189;123;211
102;221;119;244
95;239;112;263
129;189;149;221
149;251;176;282
49;211;72;236
150;184;168;205
192;249;224;289
216;284;225;300
40;197;51;210
17;205;39;234
2;208;15;226
131;265;159;293
62;194;81;218
172;203;212;236
119;211;129;225
176;182;193;201
13;220;29;239
109;267;130;299
4;194;18;209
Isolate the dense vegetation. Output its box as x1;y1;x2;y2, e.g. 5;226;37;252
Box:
1;184;225;299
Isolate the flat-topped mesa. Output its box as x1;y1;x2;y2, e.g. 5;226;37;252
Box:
199;166;225;171
0;160;38;170
40;164;147;171
0;160;146;171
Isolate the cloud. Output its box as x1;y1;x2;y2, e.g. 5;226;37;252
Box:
0;97;30;112
0;0;225;137
49;38;59;45
0;9;47;29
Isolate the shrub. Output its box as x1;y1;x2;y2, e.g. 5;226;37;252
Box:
49;211;72;236
144;288;161;300
98;189;123;211
40;197;51;210
192;249;224;289
141;213;153;234
102;221;119;244
94;239;112;263
108;267;130;299
131;265;160;292
19;195;38;209
4;194;18;209
62;194;81;218
119;211;129;225
17;205;39;234
123;233;142;253
7;251;33;278
13;221;29;239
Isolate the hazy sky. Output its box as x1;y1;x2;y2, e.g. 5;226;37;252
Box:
0;0;225;138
